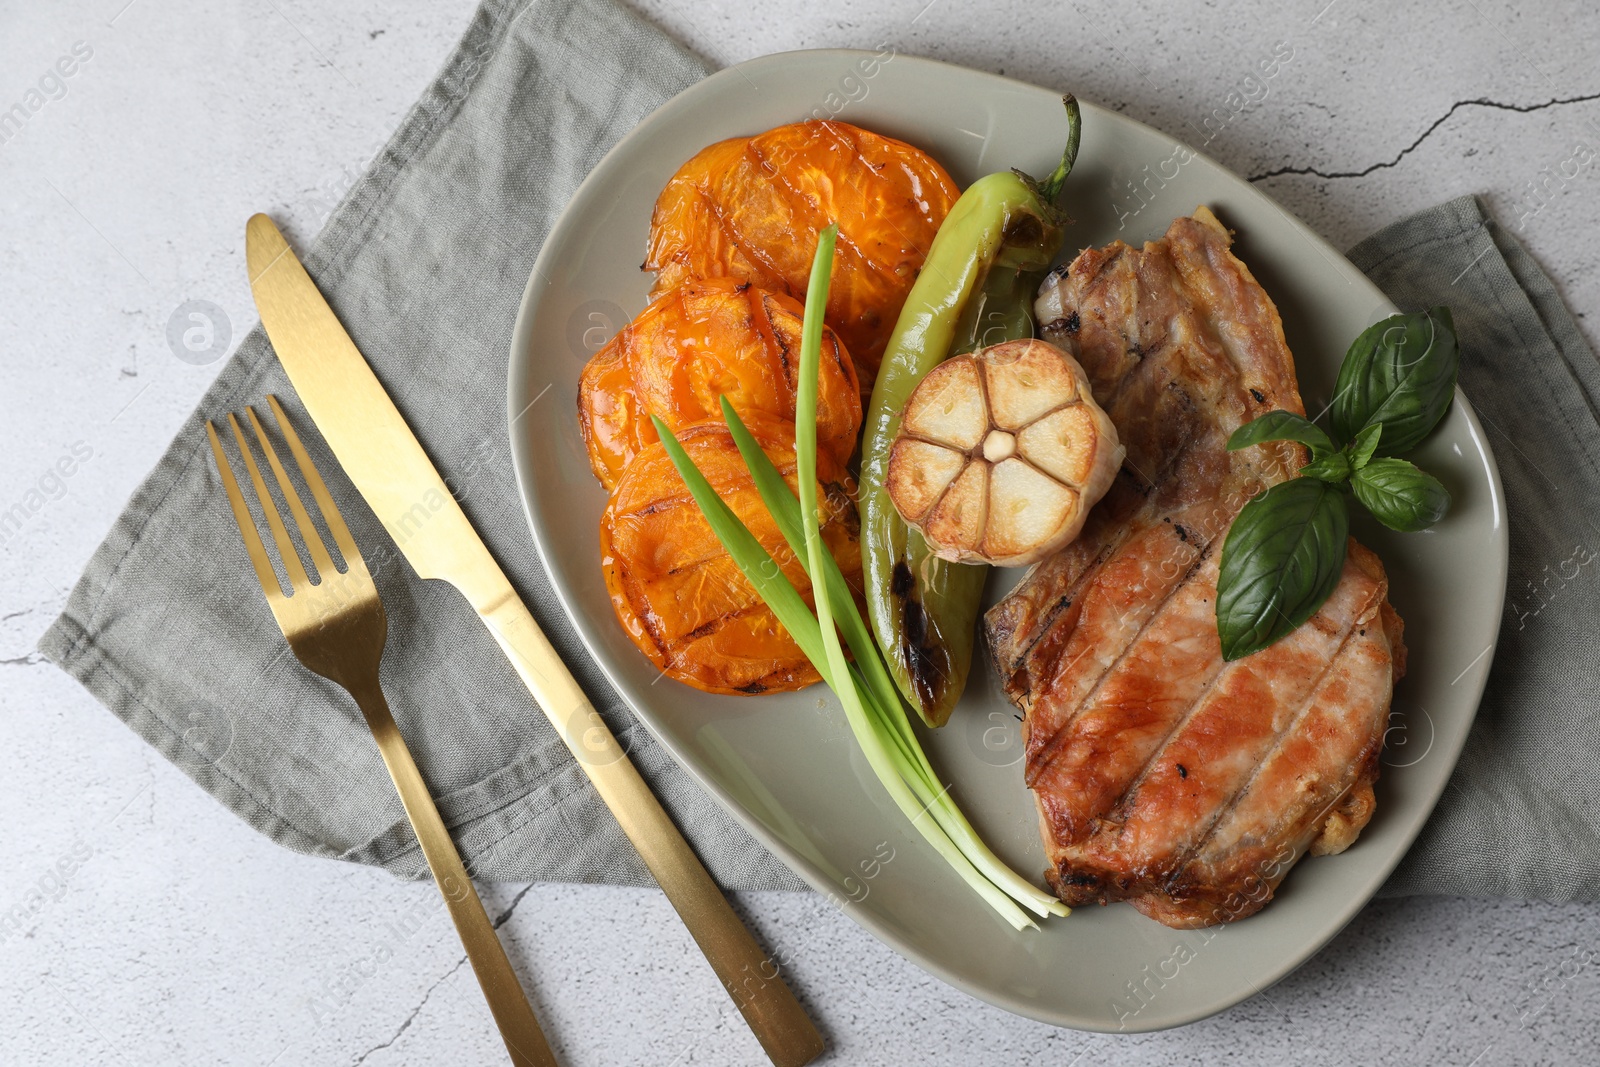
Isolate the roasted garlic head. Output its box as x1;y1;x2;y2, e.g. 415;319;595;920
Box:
884;338;1123;567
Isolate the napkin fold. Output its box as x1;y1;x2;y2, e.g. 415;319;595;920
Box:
40;0;1600;901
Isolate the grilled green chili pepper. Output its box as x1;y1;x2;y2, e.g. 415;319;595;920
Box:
859;97;1081;727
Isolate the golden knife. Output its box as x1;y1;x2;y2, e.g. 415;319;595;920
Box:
245;214;824;1067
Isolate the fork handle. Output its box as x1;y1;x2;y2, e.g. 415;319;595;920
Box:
479;598;825;1067
347;675;559;1067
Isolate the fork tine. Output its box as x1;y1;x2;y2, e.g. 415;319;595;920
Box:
245;404;339;579
206;421;287;606
265;395;370;578
226;412;310;590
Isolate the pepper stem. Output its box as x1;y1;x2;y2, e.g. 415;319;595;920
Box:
1037;95;1082;206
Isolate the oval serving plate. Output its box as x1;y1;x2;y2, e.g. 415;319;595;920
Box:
508;48;1507;1032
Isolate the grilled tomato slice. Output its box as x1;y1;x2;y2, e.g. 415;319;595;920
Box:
643;120;960;389
600;418;862;695
577;278;861;490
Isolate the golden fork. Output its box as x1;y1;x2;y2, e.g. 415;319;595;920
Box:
206;395;558;1067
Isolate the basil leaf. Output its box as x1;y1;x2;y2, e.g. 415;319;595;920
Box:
1216;478;1350;661
1348;423;1382;471
1351;458;1451;532
1227;410;1335;457
1331;307;1458;455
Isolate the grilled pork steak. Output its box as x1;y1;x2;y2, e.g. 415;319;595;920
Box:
985;208;1405;929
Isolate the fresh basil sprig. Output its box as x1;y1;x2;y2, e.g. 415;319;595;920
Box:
1215;307;1458;661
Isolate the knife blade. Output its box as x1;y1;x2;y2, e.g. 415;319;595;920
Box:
245;214;823;1067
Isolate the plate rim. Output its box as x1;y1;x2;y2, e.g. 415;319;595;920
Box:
506;46;1509;1032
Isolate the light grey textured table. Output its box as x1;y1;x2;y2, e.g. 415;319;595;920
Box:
4;1;1599;1063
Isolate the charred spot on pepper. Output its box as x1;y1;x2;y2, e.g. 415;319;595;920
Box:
891;560;914;598
1249;387;1266;403
902;594;927;647
1177;763;1188;779
900;596;948;707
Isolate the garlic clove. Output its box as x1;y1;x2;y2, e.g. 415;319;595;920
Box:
885;438;967;522
922;460;988;557
985;459;1079;562
1017;403;1102;486
983;341;1079;430
902;357;988;450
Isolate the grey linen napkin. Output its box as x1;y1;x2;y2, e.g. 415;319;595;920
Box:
38;0;1600;901
1352;196;1600;901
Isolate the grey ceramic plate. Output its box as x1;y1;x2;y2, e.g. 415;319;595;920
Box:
508;49;1507;1032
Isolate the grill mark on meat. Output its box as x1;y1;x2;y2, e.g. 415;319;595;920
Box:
1025;531;1211;788
993;525;1133;704
1184;552;1394;867
1028;547;1227;840
1038;245;1277;816
1165;593;1373;888
1159;640;1391;925
1057;549;1234;821
1097;651;1231;828
1082;245;1125;289
1131;555;1384;884
1013;249;1253;738
1020;522;1197;762
1021;469;1247;783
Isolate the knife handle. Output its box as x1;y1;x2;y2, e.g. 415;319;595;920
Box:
480;596;825;1067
